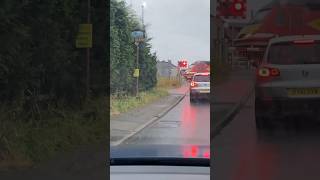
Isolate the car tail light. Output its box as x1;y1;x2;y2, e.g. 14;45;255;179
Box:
190;81;197;87
203;151;210;159
293;39;315;44
257;67;280;81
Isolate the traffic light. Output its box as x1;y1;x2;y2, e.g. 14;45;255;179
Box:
217;0;247;19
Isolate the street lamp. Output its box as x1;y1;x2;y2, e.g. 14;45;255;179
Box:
142;1;147;8
141;2;146;27
131;28;145;97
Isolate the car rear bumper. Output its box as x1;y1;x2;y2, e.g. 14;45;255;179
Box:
255;84;320;99
190;89;210;99
256;98;320;117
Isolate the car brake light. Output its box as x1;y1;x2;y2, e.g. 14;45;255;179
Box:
203;151;210;158
293;39;315;44
257;67;280;78
270;68;280;76
190;81;197;87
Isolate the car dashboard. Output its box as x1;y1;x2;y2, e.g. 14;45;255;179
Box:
110;165;210;180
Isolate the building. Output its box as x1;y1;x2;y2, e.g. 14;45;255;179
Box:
156;60;178;78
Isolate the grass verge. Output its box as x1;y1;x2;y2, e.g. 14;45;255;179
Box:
0;96;107;170
110;88;168;116
111;77;182;116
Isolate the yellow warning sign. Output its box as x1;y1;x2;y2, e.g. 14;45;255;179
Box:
76;24;92;48
133;69;140;77
308;19;320;31
239;24;261;37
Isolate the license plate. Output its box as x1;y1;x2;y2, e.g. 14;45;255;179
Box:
287;88;320;96
200;90;210;93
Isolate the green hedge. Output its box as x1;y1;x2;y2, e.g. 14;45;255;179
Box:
0;0;107;107
110;0;157;95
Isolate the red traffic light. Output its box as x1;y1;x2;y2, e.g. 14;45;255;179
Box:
217;0;246;19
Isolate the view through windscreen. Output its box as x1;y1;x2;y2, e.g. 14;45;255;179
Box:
110;0;210;171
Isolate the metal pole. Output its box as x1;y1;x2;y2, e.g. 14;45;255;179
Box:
231;25;234;69
136;43;139;97
142;5;144;27
86;0;91;101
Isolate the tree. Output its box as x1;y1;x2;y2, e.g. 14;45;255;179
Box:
110;0;157;95
0;0;107;111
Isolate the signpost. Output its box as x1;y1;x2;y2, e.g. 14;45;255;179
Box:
131;29;145;97
76;0;91;101
308;18;320;31
76;24;92;48
133;68;140;77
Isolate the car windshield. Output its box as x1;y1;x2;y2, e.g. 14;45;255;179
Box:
268;41;320;64
110;0;210;168
194;75;210;82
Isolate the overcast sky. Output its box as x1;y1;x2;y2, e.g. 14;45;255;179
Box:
124;0;273;65
124;0;210;65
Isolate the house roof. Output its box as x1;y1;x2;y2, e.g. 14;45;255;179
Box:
157;60;176;68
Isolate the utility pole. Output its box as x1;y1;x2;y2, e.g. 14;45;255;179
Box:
86;0;91;101
135;42;139;97
141;4;144;27
131;28;144;97
212;14;218;63
231;24;234;69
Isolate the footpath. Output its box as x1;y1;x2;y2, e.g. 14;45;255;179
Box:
212;68;255;138
110;85;189;146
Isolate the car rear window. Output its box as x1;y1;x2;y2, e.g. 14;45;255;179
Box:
268;41;320;64
194;75;210;82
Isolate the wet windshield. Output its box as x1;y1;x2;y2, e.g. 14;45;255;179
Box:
110;0;210;165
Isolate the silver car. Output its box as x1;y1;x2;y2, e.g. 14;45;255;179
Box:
190;73;210;102
255;35;320;130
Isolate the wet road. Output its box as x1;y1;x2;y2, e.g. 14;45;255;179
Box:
123;91;210;146
214;93;320;180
